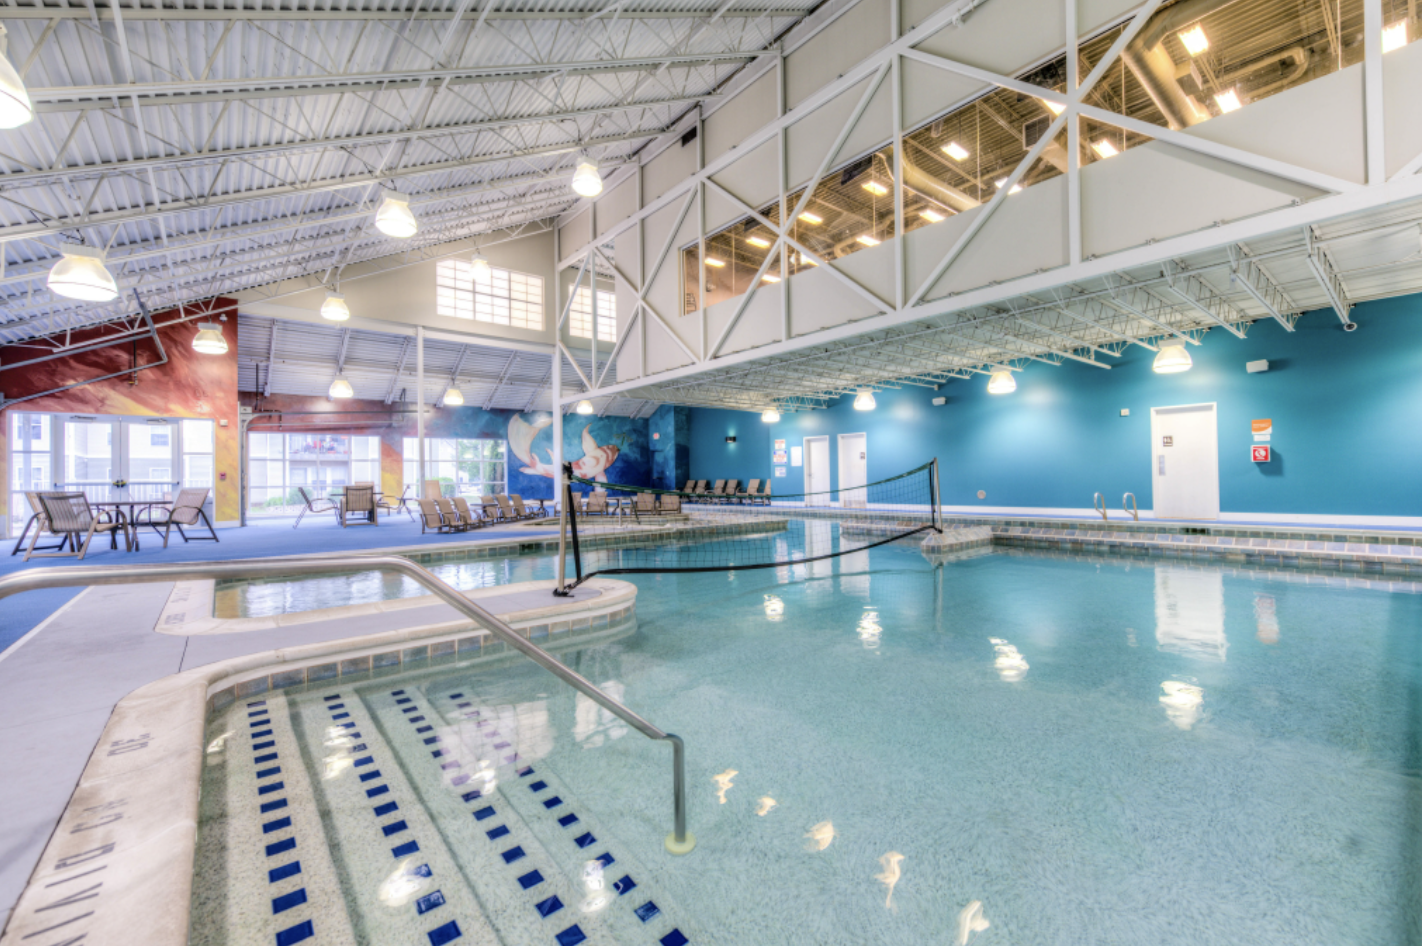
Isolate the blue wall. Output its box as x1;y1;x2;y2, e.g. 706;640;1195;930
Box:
688;295;1422;517
650;405;691;490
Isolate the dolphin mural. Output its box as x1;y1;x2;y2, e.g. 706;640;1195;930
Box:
508;412;622;483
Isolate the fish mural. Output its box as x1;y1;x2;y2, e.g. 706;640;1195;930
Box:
508;413;622;483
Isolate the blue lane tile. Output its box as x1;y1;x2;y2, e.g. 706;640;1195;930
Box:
415;890;446;915
392;841;420;858
431;750;445;758
542;797;563;809
261;799;289;814
249;719;267;728
392;690;406;696
534;895;564;918
338;722;356;730
271;889;307;914
426;920;461;946
265;838;297;857
573;833;596;849
347;732;363;740
528;781;548;792
373;802;398;817
492;741;511;750
486;825;510;841
423;736;441;745
555;925;587;946
253;740;275;750
557;813;580;828
409;716;426;723
517;767;534;777
517;870;544;890
660;930;689;946
406;863;433;878
500;846;526;864
613;875;636;896
359;770;382;782
331;713;350;720
326;703;344;710
503;754;520;765
324;694;342;701
595;853;615;867
416;725;433;734
275;919;314;946
634;901;660;923
251;730;273;739
472;806;495;821
450;774;470;787
402;706;418;714
381;820;409;837
256;767;281;779
460;789;483;802
255;753;278;764
262;817;293;834
353;756;374;767
259;781;285;796
347;743;368;753
249;709;268;717
440;761;461;771
268;861;302;883
395;698;412;705
455;702;471;708
367;785;390;798
448;692;463;698
248;700;267;707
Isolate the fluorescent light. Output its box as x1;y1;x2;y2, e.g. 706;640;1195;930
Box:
328;375;354;399
798;211;823;224
761;409;781;423
1153;343;1193;373
942;141;969;161
853;390;876;411
747;235;772;248
797;253;818;267
995;178;1023;195
855;234;881;246
1214;88;1242;113
862;180;890;196
987;369;1016;394
374;192;417;238
443;386;464;406
1382;20;1408;52
1091;139;1120;159
470;250;491;280
320;291;350;321
0;26;33;128
575;399;596;415
47;246;118;302
192;323;228;355
1178;25;1209;56
761;273;781;283
920;209;946;223
1040;98;1066;116
571;152;603;197
704;257;726;268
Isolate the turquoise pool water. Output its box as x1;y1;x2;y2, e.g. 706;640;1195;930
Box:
195;526;1422;945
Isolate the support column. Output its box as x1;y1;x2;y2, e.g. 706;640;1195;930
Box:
416;325;426;492
552;347;564;498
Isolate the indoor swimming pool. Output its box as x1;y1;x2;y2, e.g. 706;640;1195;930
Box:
194;526;1422;945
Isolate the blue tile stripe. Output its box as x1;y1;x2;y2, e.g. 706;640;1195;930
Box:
244;699;314;946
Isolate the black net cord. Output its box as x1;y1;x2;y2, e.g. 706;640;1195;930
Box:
566;459;935;503
585;525;935;578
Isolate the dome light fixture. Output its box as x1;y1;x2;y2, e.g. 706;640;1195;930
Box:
374;191;417;238
987;369;1017;394
328;375;354;399
191;322;229;355
1153;342;1194;374
571;152;603;198
575;399;596;415
443;385;465;406
0;26;33;129
320;291;350;321
853;389;877;411
761;409;781;423
470;249;491;280
47;245;119;302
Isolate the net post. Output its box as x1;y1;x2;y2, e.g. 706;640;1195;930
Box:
554;462;571;597
931;457;943;532
565;464;584;587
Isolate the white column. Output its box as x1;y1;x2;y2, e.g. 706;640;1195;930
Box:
552;347;564;501
416;325;426;490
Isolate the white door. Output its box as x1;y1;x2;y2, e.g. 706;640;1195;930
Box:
1150;403;1219;520
804;436;830;504
838;433;867;508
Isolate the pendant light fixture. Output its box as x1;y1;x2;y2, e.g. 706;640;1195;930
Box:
0;26;33;129
470;249;491;280
853;389;877;411
328;375;354;399
761;409;781;423
575;399;596;415
1152;342;1194;373
571;152;603;198
47;245;119;302
443;385;465;406
987;369;1017;394
191;322;229;355
374;192;417;238
320;291;350;321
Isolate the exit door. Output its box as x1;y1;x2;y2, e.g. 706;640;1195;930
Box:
838;433;867;508
804;436;830;505
1150;403;1219;520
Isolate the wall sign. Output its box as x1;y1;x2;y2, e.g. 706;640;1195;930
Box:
790;446;802;467
1251;445;1271;463
1251;419;1271;442
774;466;787;477
1161;435;1173;447
772;438;787;464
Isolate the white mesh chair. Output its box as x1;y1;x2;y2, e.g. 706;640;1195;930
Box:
138;487;217;548
11;491;68;556
338;485;379;527
292;487;339;529
25;492;130;561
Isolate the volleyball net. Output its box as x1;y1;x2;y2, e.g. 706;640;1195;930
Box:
555;459;940;590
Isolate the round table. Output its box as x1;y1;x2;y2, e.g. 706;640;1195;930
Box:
89;499;172;551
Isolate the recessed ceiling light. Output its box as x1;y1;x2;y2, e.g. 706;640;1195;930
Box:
1214;88;1242;113
747;235;772;248
1091;139;1120;159
856;234;881;246
861;180;889;196
704;257;726;268
920;209;946;223
797;253;818;267
995;178;1023;195
1178;25;1209;56
1382;20;1408;52
761;273;781;283
798;211;823;224
942;141;970;161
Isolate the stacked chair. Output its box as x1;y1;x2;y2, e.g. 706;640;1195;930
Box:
24;492;130;561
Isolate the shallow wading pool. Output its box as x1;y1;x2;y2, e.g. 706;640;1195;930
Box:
193;524;1422;945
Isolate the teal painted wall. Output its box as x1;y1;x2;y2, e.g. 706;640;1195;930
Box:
650;405;691;489
687;295;1422;517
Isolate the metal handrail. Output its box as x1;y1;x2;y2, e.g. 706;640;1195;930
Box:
0;555;694;855
1093;492;1108;520
1123;492;1139;521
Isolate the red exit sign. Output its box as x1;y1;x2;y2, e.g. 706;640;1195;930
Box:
1251;445;1271;463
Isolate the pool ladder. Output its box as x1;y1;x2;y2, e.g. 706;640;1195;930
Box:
1094;492;1140;521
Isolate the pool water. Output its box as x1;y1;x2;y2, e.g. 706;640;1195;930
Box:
194;529;1422;946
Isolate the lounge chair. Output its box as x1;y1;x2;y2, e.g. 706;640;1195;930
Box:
495;495;526;522
736;479;761;504
584;491;609;516
707;480;727;503
338;485;379;527
433;497;469;531
754;482;773;505
682;480;697;493
25;492;130;561
480;495;503;523
423;479;443;501
720;479;740;503
377;486;415;521
417;499;451;534
510;495;538;519
657;492;682;514
11;491;67;556
632;492;658;519
454;497;485;529
292;486;339;528
138;487;218;547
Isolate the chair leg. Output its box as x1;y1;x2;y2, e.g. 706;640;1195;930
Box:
200;509;219;542
22;525;44;562
77;522;99;561
293;506;307;529
163;519;174;549
11;514;37;556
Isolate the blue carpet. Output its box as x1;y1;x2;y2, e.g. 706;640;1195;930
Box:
0;515;561;654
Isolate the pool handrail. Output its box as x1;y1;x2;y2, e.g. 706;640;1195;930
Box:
0;555;695;855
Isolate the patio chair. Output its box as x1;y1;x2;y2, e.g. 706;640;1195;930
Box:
25;492;130;562
708;480;727;502
755;482;773;505
495;495;525;522
292;486;339;529
657;492;682;514
584;491;609;516
682;480;697;493
11;490;69;556
377;486;415;521
138;487;218;548
480;495;504;523
338;485;379;527
720;479;740;503
453;497;485;529
423;479;443;501
509;495;539;520
417;499;451;534
631;492;657;520
433;497;469;531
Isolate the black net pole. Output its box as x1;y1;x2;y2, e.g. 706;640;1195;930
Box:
564;463;584;586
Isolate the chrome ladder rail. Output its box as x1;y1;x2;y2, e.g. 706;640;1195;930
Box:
1093;492;1108;520
1123;492;1139;521
0;555;695;855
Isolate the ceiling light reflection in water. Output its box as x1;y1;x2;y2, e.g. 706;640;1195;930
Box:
713;769;738;804
989;638;1029;682
805;821;836;851
955;900;991;946
876;852;904;910
756;796;778;816
1160;680;1205;730
580;860;611;913
857;609;883;649
763;594;785;621
379;859;432;907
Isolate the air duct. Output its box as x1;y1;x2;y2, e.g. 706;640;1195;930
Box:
1122;0;1247;129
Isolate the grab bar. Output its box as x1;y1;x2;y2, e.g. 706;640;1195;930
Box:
1093;492;1108;520
0;556;694;855
1123;492;1139;521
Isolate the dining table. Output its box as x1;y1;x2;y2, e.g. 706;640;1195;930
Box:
89;498;173;552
